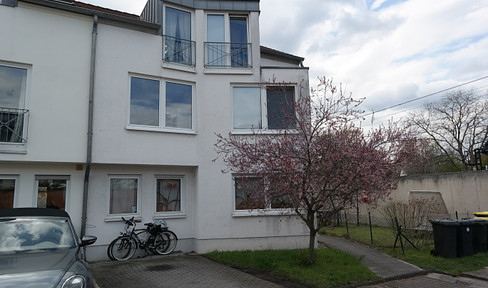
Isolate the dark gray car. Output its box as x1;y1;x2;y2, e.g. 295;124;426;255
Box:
0;208;97;288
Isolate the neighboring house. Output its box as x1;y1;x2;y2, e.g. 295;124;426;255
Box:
0;0;310;261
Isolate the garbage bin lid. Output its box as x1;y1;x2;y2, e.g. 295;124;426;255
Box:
474;211;488;217
429;220;460;226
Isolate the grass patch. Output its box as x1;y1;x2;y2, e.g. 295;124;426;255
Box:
323;225;488;275
205;249;378;287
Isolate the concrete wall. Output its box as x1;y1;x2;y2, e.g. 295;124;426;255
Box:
360;171;488;225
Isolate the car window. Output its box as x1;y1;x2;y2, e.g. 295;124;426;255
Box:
0;218;76;253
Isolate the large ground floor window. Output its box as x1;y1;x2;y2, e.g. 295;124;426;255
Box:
109;176;139;215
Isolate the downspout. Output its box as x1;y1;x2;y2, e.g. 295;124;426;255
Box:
81;14;98;238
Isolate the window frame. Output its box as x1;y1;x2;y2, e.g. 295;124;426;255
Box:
154;175;185;217
0;176;18;209
0;62;30;153
163;4;196;68
205;12;251;68
35;175;70;211
231;84;297;133
127;75;195;134
107;175;141;218
232;174;295;216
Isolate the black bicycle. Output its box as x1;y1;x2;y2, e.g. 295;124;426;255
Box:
107;217;178;261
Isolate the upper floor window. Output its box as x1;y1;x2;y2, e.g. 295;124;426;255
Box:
129;76;193;132
0;64;29;145
164;6;195;66
232;86;296;130
206;14;251;68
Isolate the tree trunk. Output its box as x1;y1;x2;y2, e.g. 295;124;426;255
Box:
308;228;316;265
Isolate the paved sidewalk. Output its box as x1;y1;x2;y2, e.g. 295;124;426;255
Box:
91;253;286;288
319;235;488;288
318;235;422;278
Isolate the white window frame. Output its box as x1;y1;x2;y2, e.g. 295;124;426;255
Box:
0;175;18;209
205;12;251;69
107;175;141;218
162;4;196;71
0;62;30;153
231;84;297;133
154;175;185;218
232;174;295;217
35;175;70;211
127;74;195;134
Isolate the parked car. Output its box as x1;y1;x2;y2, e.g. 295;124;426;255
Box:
0;208;97;288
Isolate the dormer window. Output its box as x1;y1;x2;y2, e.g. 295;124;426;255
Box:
163;6;195;66
205;14;251;68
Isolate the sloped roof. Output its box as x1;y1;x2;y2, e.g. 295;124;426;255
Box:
260;46;305;66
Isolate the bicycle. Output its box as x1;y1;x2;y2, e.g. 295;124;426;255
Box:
107;217;178;261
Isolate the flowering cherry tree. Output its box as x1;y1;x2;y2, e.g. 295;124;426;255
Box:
215;77;418;264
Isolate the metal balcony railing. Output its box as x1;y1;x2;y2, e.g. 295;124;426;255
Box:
163;35;196;66
205;42;252;68
0;107;29;143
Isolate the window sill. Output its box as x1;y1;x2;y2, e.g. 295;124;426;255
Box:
232;209;295;217
162;61;196;74
204;67;253;75
231;129;298;135
0;143;27;154
153;212;186;220
104;215;143;222
127;125;197;135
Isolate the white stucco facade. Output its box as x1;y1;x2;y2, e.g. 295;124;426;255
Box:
0;1;92;233
1;0;311;261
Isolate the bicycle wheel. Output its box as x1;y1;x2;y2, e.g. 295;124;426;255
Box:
109;236;137;261
153;230;177;255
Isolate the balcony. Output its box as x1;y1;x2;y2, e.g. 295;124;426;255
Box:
0;107;29;143
163;35;196;67
205;42;252;68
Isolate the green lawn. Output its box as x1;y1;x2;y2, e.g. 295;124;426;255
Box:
324;225;488;275
205;248;379;287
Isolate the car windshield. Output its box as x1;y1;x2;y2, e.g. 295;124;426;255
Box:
0;217;76;253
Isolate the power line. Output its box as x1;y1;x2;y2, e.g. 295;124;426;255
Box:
359;75;488;119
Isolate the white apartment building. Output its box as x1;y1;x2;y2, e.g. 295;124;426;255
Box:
0;0;310;261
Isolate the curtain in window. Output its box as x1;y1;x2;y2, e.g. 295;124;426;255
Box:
165;7;191;64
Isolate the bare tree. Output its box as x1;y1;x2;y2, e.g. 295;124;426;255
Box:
408;90;488;171
214;77;418;264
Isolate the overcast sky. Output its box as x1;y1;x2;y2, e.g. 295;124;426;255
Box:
83;0;488;126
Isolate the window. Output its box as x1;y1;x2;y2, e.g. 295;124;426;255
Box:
164;6;195;66
205;14;251;68
234;175;294;211
36;176;69;210
234;176;265;210
109;177;139;215
232;86;296;130
129;76;193;131
266;87;296;129
156;177;184;213
0;178;16;209
0;64;28;144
